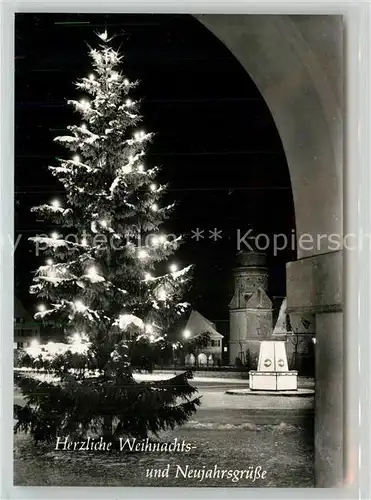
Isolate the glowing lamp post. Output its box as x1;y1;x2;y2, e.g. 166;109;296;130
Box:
183;329;191;339
172;343;177;371
182;329;191;367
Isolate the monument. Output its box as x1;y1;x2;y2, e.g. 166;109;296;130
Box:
249;340;298;391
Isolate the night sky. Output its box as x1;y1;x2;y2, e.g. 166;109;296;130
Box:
15;13;295;335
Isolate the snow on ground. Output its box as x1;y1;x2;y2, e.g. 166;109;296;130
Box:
134;372;250;384
15;368;314;387
197;391;313;411
14;369;249;385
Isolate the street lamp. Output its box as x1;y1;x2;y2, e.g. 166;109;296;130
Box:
172;343;177;371
183;329;191;339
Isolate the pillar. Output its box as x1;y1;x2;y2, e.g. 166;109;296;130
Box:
286;250;343;486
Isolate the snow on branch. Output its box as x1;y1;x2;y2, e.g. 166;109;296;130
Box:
29;236;85;251
114;314;144;331
29;237;70;249
54;135;78;145
170;264;193;279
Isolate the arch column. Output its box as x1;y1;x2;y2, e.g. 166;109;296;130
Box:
195;14;344;487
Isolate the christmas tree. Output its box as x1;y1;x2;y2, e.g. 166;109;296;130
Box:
14;31;200;445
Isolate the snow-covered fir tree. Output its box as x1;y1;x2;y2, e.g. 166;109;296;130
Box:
14;31;200;444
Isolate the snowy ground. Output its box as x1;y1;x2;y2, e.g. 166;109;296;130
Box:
13;378;314;487
136;372;250;384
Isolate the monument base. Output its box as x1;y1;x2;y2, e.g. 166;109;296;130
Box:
249;371;298;391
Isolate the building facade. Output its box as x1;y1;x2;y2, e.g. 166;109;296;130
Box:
183;310;224;366
14;297;40;349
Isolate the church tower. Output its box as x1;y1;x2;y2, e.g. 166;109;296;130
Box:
229;250;273;367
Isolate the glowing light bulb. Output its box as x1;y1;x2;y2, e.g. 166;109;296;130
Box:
138;164;144;172
81;124;87;130
125;99;132;107
151;204;158;212
30;338;39;349
170;264;178;273
158;234;166;243
145;323;153;334
51;199;61;208
151;236;159;246
73;154;80;162
88;266;98;276
123;78;129;86
51;232;59;240
100;220;107;228
74;300;85;312
149;334;155;342
138;249;148;260
150;183;157;191
81;237;88;246
144;272;153;281
60;267;67;274
89;74;95;80
135;130;145;140
158;289;167;301
46;258;53;266
37;304;46;312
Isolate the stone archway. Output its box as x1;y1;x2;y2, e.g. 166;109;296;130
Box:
185;353;196;366
197;353;208;366
195;14;343;487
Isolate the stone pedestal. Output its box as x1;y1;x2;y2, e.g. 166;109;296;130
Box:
287;251;343;487
249;371;298;391
249;340;298;391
